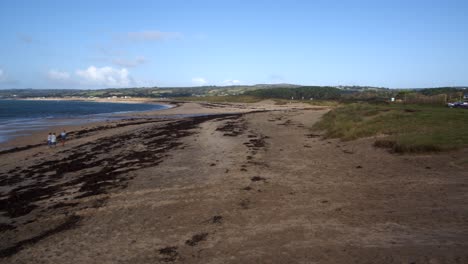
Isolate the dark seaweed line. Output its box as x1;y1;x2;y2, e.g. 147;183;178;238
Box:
0;143;44;156
0;118;168;156
215;115;246;137
0;215;81;258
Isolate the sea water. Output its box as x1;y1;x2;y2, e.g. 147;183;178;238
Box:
0;99;168;143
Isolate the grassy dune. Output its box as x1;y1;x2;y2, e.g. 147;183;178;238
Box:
313;103;468;153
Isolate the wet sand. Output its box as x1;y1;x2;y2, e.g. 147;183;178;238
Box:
1;101;468;263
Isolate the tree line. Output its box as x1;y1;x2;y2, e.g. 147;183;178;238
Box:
244;86;343;100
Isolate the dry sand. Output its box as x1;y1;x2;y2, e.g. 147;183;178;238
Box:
1;101;467;264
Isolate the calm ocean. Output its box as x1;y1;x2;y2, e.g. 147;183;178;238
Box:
0;100;168;143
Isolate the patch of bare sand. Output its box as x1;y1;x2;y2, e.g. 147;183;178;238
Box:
132;100;323;117
1;106;468;264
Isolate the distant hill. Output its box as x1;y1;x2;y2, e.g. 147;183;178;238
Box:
252;83;301;88
0;85;466;100
245;86;342;100
0;84;301;99
418;87;467;96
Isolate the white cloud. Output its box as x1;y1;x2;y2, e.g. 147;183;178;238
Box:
125;30;182;41
223;79;241;85
76;66;133;87
0;69;4;81
47;70;70;81
192;77;207;86
112;56;147;67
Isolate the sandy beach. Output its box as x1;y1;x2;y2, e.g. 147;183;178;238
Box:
1;101;468;264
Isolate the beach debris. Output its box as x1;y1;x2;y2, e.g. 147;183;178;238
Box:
277;120;293;126
239;199;251;209
251;176;267;182
158;246;179;262
216;115;245;136
211;215;223;224
185;233;209;246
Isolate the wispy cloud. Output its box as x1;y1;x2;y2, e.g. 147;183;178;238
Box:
124;30;182;42
192;77;207;86
112;56;147;67
76;66;133;87
268;74;284;82
223;79;241;85
17;33;33;44
47;70;71;81
95;45;124;56
0;69;19;87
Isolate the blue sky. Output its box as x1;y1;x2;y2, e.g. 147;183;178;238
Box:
0;0;467;89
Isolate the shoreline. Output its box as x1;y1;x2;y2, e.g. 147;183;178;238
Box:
0;100;323;151
0;99;178;150
10;96;175;106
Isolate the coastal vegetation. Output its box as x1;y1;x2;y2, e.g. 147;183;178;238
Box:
313;103;468;153
419;87;466;97
1;86;466;106
0;84;299;99
243;86;342;100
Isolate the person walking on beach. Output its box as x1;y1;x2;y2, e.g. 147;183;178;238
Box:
51;133;57;148
60;130;67;146
47;133;52;147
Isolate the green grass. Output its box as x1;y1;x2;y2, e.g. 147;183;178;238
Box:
313;103;468;153
303;100;341;107
271;99;340;107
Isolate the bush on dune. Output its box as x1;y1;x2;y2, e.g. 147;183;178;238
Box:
314;103;468;153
